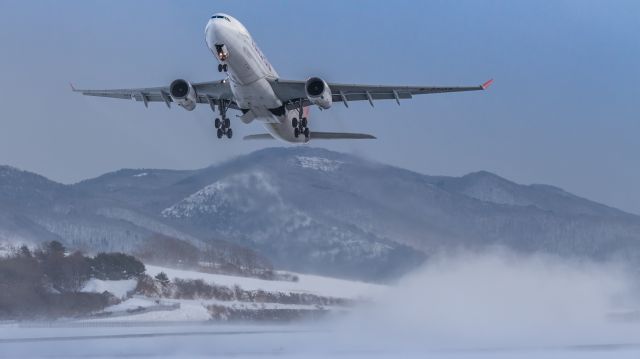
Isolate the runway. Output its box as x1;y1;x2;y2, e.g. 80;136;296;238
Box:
2;323;640;358
0;328;311;344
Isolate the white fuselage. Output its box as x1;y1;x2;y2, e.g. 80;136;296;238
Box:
205;14;308;143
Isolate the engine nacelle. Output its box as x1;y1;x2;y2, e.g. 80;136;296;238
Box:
305;77;332;109
169;79;197;111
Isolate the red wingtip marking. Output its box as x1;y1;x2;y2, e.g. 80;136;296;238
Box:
481;79;494;90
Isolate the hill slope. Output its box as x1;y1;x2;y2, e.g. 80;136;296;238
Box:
1;147;639;281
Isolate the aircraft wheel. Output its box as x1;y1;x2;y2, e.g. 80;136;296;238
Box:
304;127;310;138
226;128;233;139
214;118;221;128
294;127;300;138
223;118;231;128
291;118;298;128
301;117;308;128
218;64;223;72
223;64;228;72
217;128;224;139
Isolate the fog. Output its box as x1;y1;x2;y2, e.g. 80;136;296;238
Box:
323;249;640;355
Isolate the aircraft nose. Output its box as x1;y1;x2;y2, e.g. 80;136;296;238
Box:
205;19;227;45
205;20;219;47
205;19;216;37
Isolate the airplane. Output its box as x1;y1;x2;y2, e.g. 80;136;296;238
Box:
73;13;492;143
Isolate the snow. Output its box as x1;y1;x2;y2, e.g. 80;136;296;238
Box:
146;265;386;299
161;171;279;218
81;278;137;299
78;263;384;324
93;301;211;322
459;174;529;206
462;184;528;206
109;296;335;314
103;297;158;312
4;253;640;358
92;297;344;324
198;298;343;311
295;156;343;171
133;172;148;177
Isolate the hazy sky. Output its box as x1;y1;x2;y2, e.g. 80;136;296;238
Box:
0;0;638;214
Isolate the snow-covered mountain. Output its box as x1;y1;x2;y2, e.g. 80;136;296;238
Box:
1;147;639;281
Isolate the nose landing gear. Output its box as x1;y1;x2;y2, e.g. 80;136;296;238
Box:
215;44;229;72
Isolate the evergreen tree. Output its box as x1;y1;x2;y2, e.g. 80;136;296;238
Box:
90;253;145;280
47;241;66;256
155;272;170;286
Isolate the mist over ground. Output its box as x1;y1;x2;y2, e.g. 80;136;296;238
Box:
311;249;640;356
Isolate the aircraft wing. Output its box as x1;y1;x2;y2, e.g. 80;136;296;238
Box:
71;81;237;109
270;79;493;108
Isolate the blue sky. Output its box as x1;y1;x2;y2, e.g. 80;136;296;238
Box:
0;0;638;213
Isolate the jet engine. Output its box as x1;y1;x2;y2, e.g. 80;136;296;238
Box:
169;79;197;111
305;77;332;109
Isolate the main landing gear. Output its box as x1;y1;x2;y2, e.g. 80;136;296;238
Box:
291;100;310;139
218;64;228;72
214;100;233;139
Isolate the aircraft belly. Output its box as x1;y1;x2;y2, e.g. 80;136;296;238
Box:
229;78;282;111
225;35;281;111
261;109;308;144
251;107;281;124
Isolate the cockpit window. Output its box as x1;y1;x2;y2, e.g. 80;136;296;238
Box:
210;15;231;22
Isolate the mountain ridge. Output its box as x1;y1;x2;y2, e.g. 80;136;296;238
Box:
0;147;638;281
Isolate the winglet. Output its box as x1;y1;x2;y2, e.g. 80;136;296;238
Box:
481;79;494;90
69;82;77;92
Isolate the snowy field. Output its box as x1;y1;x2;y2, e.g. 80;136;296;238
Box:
3;251;640;358
71;265;388;323
146;265;386;299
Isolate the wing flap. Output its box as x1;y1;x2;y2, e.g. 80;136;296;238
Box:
81;92;133;100
332;92;413;102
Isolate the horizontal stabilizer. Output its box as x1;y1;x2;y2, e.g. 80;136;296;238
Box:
243;134;275;140
312;132;376;140
244;132;376;140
